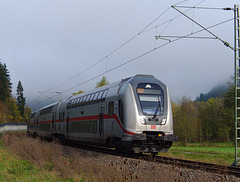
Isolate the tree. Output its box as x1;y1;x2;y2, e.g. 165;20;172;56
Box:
16;81;26;117
73;90;84;96
173;97;199;146
7;98;23;123
24;105;32;121
0;62;12;101
96;75;109;88
222;84;235;143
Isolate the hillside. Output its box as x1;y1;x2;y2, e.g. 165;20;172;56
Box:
195;83;228;102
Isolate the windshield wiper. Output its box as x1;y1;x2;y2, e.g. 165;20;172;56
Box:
152;97;161;119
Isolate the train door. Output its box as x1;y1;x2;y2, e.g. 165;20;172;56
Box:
99;106;105;142
36;117;39;129
51;113;55;132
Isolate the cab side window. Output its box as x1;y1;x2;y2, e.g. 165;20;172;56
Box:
108;101;114;116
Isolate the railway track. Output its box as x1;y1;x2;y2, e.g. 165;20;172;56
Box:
63;141;240;178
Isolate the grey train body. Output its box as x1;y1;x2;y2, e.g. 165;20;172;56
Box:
28;75;178;153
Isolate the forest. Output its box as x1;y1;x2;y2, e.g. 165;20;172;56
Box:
0;62;31;124
173;85;234;145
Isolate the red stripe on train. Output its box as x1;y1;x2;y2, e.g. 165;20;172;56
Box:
30;114;135;135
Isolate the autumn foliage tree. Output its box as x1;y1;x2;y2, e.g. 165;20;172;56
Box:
0;62;31;123
173;84;235;145
173;97;199;146
96;75;109;88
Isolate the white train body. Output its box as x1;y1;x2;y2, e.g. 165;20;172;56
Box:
28;75;178;153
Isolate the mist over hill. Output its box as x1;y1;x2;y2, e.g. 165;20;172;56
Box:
195;83;229;102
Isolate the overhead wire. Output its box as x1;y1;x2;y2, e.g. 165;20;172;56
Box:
35;17;234;110
34;2;179;108
142;0;206;34
36;0;234;109
42;3;179;93
40;0;193;94
172;5;234;50
41;0;193;94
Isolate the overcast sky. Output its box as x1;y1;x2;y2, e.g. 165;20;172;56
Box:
0;0;239;110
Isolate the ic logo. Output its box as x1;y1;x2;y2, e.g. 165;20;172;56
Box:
145;84;151;88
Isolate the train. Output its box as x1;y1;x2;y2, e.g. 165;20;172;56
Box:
28;74;178;154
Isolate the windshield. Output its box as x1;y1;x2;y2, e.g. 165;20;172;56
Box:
137;83;164;116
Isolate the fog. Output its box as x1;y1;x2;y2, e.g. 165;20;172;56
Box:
0;0;238;110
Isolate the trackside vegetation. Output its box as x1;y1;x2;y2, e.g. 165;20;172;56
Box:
1;132;237;181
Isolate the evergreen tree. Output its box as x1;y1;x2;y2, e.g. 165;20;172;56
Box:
16;81;26;117
0;62;12;101
96;75;109;88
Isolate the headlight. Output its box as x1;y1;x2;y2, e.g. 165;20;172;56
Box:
161;118;167;125
139;117;146;124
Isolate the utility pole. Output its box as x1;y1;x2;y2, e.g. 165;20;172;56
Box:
234;4;240;166
156;4;240;166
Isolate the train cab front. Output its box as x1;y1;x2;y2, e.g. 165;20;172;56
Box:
120;75;178;153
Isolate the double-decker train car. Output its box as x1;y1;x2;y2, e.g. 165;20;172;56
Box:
28;74;178;154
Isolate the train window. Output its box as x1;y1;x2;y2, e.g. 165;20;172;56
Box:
108;101;114;116
72;99;77;108
89;121;93;133
40;106;54;115
92;92;99;104
80;122;82;132
137;83;164;116
76;97;81;107
101;89;109;101
75;122;78;133
97;91;104;102
93;120;97;133
89;93;95;104
70;100;74;108
30;112;36;119
85;121;89;133
77;122;80;133
85;95;91;105
70;123;72;132
67;101;71;109
78;97;83;106
90;93;95;100
82;121;86;133
79;96;83;102
87;95;91;101
81;95;87;106
75;98;79;107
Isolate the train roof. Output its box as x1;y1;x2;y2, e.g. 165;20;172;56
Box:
33;74;164;112
67;74;158;100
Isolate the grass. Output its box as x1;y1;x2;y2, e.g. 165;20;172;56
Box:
158;142;235;166
0;133;64;181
